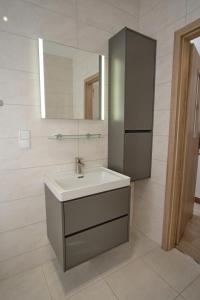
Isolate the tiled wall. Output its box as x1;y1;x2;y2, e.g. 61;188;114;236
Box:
133;0;200;244
0;0;139;280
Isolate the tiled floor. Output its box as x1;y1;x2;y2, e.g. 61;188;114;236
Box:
0;229;200;300
177;215;200;263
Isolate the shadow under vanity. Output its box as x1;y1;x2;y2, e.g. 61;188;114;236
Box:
41;27;156;272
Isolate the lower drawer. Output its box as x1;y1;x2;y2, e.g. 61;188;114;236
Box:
65;216;129;269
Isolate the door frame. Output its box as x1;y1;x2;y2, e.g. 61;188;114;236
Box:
84;73;99;119
162;18;200;250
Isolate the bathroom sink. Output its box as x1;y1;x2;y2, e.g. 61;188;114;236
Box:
45;167;130;201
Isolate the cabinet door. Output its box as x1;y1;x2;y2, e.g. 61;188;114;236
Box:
124;132;152;180
65;216;129;269
64;187;130;235
125;29;156;130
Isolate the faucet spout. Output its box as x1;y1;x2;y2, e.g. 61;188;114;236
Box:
75;157;84;175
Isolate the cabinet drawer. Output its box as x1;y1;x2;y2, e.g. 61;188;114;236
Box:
64;186;130;235
65;216;129;269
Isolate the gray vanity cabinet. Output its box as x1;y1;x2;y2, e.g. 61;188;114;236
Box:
45;185;130;271
108;27;156;180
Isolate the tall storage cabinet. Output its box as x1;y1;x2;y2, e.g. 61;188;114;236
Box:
108;27;156;181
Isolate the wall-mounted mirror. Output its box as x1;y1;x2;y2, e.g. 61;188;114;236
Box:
38;39;105;120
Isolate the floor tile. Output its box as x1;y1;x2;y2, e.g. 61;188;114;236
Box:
143;248;200;292
0;267;50;300
181;275;200;300
91;229;158;276
66;280;117;300
42;258;101;300
105;259;177;300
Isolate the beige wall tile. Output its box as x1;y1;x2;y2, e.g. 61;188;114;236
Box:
0;138;78;170
23;0;77;19
154;82;172;111
77;22;111;55
0;163;74;202
104;0;139;17
152;135;169;162
0;105;78;138
156;17;186;58
0;221;48;261
0;68;40;106
139;0;161;17
153;110;170;136
186;6;200;23
186;0;200;13
0;195;45;233
0;32;38;73
151;159;167;186
140;0;186;35
156;55;173;85
0;0;77;46
77;0;138;34
134;180;165;209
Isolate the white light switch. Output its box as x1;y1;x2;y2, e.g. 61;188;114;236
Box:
19;129;31;149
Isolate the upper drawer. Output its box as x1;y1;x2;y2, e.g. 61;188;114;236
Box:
64;186;130;235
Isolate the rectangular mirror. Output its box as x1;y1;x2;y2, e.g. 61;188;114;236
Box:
38;39;105;120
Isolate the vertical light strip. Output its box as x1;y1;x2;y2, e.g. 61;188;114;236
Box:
38;38;46;119
101;55;105;120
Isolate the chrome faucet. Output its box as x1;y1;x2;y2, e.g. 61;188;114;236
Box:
75;157;84;175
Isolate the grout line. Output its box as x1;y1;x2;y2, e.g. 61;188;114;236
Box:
0;193;44;204
139;9;187;37
0;218;46;235
21;0;77;20
0;3;113;39
0;219;46;237
175;273;200;297
0;158;108;172
0;65;39;74
99;243;159;281
155;80;172;87
41;265;53;300
141;247;200;296
186;4;200;18
101;0;139;19
139;0;162;19
3;103;40;107
104;279;119;299
0;63;38;75
0;243;51;266
140;255;180;295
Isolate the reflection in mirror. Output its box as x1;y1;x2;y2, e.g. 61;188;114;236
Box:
38;39;104;120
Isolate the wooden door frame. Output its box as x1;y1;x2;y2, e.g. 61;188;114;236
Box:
84;73;99;119
162;18;200;250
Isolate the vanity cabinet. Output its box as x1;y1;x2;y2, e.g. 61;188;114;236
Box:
108;27;156;180
45;185;130;271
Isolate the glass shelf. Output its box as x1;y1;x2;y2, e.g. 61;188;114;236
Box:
48;133;102;140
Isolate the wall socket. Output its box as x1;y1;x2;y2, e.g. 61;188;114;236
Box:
19;129;31;149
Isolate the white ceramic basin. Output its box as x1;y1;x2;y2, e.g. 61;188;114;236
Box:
45;167;130;202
